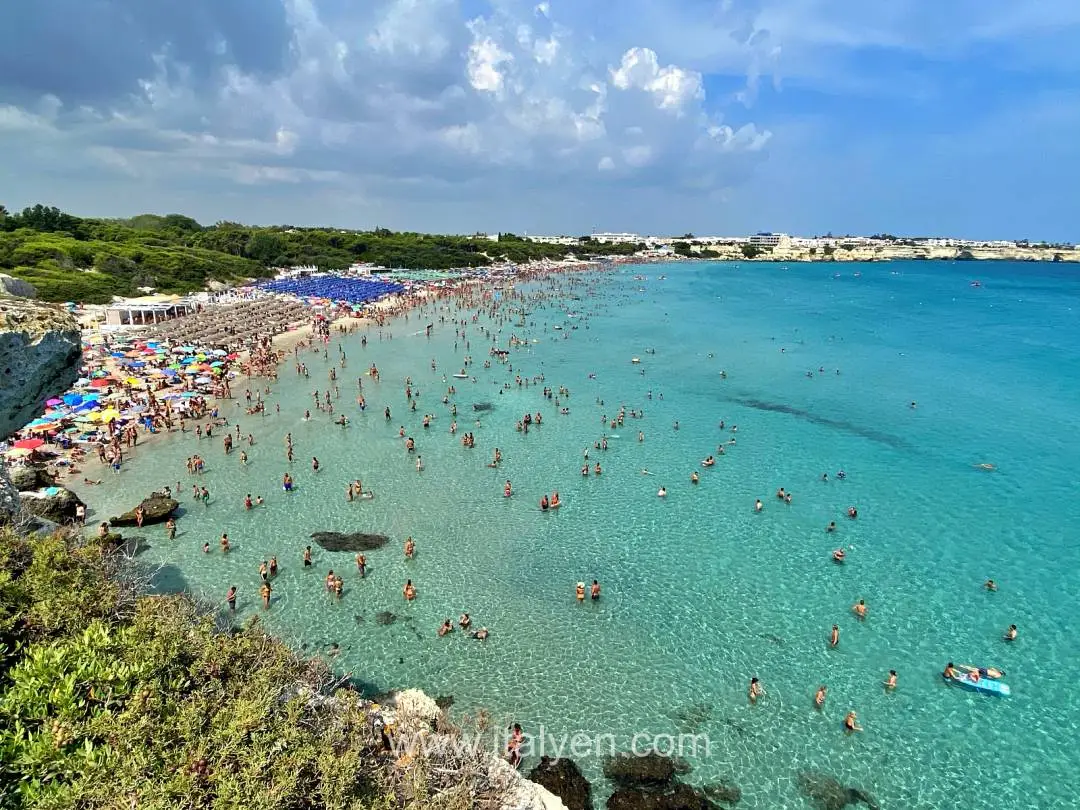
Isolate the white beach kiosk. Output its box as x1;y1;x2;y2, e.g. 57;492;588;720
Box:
103;294;197;327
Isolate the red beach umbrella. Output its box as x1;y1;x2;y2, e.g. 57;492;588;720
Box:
13;438;45;450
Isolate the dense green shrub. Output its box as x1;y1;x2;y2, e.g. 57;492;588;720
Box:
0;530;396;809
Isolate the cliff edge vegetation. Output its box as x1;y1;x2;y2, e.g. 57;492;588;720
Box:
0;529;538;810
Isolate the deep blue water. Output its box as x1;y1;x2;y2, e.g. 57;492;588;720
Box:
81;260;1080;808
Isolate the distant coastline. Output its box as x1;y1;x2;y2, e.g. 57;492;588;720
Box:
628;245;1080;264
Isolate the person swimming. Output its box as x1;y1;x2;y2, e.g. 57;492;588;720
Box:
658;486;667;497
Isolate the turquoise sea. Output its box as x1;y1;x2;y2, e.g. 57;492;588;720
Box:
80;260;1080;808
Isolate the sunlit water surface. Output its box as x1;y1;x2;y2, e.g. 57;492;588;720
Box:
81;261;1080;808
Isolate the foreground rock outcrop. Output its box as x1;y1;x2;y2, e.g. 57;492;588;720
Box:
367;688;568;810
20;487;85;523
7;463;57;491
530;756;593;810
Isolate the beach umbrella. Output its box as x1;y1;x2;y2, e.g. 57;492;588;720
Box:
28;423;59;432
4;447;33;458
110;352;125;358
26;417;54;428
82;393;100;402
13;438;45;450
195;376;212;384
99;408;120;422
162;368;179;376
210;361;224;367
211;349;227;356
74;378;91;387
171;347;187;354
63;393;83;406
46;398;63;406
89;379;112;389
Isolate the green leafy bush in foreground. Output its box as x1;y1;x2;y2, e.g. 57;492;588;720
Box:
0;529;401;810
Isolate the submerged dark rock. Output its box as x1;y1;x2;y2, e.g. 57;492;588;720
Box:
530;756;593;810
310;531;389;552
434;695;455;711
672;704;712;734
375;611;397;625
607;782;718;810
797;772;879;810
702;782;741;806
603;752;689;787
110;494;178;526
473;402;494;412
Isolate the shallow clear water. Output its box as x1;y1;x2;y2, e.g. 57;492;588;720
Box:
80;261;1080;808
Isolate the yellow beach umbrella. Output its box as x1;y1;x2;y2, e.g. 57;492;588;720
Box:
99;408;121;423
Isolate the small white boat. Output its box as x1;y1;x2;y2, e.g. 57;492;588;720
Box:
631;358;641;364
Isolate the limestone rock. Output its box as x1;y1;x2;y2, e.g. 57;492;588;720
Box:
310;531;389;552
491;755;569;810
7;463;56;491
20;487;85;523
529;756;593;810
0;465;19;524
0;296;81;438
0;274;37;299
110;494;179;526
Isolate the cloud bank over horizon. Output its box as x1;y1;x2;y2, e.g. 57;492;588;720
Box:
1;0;1077;240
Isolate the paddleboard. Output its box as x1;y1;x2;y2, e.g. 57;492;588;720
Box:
943;672;1011;697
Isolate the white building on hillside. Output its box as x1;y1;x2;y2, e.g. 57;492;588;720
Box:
748;232;790;249
592;232;641;244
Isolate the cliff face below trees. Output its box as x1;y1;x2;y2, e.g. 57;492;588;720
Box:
0;295;82;521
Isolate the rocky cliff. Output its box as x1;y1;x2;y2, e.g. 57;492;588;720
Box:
0;296;82;437
0;295;82;523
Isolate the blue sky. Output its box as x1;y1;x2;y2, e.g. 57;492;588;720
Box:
1;0;1078;240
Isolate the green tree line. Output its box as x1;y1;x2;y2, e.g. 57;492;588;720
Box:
0;204;644;304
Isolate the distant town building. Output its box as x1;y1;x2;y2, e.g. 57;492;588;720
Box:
748;232;790;249
591;232;641;244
